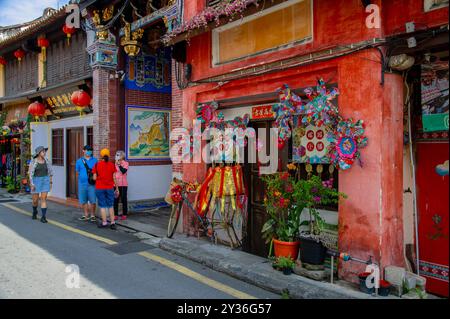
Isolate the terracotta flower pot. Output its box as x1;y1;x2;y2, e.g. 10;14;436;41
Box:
273;239;300;260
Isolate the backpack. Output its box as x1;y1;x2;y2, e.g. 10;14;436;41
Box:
82;159;96;186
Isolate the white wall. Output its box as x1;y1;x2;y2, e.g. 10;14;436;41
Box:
31;116;94;200
127;164;172;201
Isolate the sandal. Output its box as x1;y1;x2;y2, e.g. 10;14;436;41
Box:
78;216;89;221
90;216;97;222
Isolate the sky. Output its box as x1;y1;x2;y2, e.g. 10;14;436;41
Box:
0;0;70;26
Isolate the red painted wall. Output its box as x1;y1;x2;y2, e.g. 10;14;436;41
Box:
173;0;449;281
183;0;448;82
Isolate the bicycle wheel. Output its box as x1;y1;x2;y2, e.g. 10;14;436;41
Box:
167;202;182;238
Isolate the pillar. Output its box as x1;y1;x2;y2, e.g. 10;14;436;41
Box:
337;49;405;282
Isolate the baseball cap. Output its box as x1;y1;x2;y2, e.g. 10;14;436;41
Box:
83;145;93;151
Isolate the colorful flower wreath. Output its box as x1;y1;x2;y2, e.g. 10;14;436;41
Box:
326;118;368;170
302;79;339;127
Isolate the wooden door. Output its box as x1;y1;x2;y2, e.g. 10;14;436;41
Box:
244;120;290;257
66;128;84;199
416;142;449;297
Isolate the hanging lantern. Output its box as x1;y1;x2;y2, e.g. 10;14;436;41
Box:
14;49;25;62
37;38;50;61
28;101;46;121
0;56;6;66
62;24;76;45
71;90;91;116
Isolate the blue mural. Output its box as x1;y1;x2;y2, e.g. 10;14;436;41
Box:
125;47;171;94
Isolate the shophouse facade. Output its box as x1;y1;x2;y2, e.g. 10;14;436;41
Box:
165;0;449;296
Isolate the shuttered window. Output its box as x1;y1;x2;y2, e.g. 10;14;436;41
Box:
52;129;64;166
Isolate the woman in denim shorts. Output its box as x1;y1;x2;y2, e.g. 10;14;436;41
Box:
28;146;53;223
93;148;119;230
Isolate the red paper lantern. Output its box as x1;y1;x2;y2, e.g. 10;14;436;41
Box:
37;38;50;60
14;49;25;62
28;101;46;121
71;90;91;107
37;38;50;48
62;24;76;44
0;56;6;66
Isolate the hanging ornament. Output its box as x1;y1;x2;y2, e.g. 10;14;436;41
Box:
62;24;76;45
14;49;25;62
0;56;6;66
196;102;218;127
28;101;46;121
71;90;91;117
1;126;11;136
326;117;368;170
37;38;50;61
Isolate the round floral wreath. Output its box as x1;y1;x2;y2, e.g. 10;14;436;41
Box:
326;118;368;170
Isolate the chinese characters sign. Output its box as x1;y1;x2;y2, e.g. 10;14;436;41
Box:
293;124;330;164
251;104;275;120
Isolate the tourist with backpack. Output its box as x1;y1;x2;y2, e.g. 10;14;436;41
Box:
75;145;98;222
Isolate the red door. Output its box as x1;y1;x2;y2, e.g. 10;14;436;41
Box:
416;142;449;297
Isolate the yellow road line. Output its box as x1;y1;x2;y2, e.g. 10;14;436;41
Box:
138;251;256;299
2;203;117;245
2;203;257;299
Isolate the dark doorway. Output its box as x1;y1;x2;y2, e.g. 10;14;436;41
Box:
66;128;84;199
243;120;290;257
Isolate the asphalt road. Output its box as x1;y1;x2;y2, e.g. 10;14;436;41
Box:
0;202;279;299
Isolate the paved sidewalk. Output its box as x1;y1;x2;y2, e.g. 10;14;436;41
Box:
0;189;401;299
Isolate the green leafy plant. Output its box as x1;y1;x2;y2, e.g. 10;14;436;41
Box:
273;256;295;270
281;289;291;299
261;172;302;243
5;175;21;193
292;175;346;238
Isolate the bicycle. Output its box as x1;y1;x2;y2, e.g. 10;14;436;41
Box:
167;179;246;249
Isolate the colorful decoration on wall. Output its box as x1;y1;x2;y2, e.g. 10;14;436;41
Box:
196;102;218;126
302;79;339;127
8;119;26;134
0;56;6;66
274;79;367;170
326;118;368;170
14;49;25;62
196;165;246;217
292;123;330;164
421;62;449;132
1;126;11;136
126;106;171;161
27;101;46;121
124;47;171;94
436;160;449;176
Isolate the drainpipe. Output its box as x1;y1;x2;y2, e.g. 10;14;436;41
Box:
405;73;420;275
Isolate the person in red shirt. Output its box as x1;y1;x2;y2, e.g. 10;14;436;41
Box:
93;148;119;230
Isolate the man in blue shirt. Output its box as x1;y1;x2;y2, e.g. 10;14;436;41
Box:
75;145;98;221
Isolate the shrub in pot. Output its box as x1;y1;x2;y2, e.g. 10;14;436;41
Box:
261;172;301;260
292;175;346;265
378;280;392;296
272;256;295;275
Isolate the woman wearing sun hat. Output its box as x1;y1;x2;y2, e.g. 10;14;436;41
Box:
93;148;119;230
28;146;53;223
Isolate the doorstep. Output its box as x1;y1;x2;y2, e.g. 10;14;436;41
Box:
157;235;400;299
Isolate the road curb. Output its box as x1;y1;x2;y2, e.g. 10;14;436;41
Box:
158;236;375;299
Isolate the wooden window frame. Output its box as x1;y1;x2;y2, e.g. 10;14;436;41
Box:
51;128;64;166
211;0;313;66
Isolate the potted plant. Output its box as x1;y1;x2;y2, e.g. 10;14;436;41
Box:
358;272;375;294
272;256;295;275
379;279;392;296
5;175;21;194
261;172;301;260
292;175;346;265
